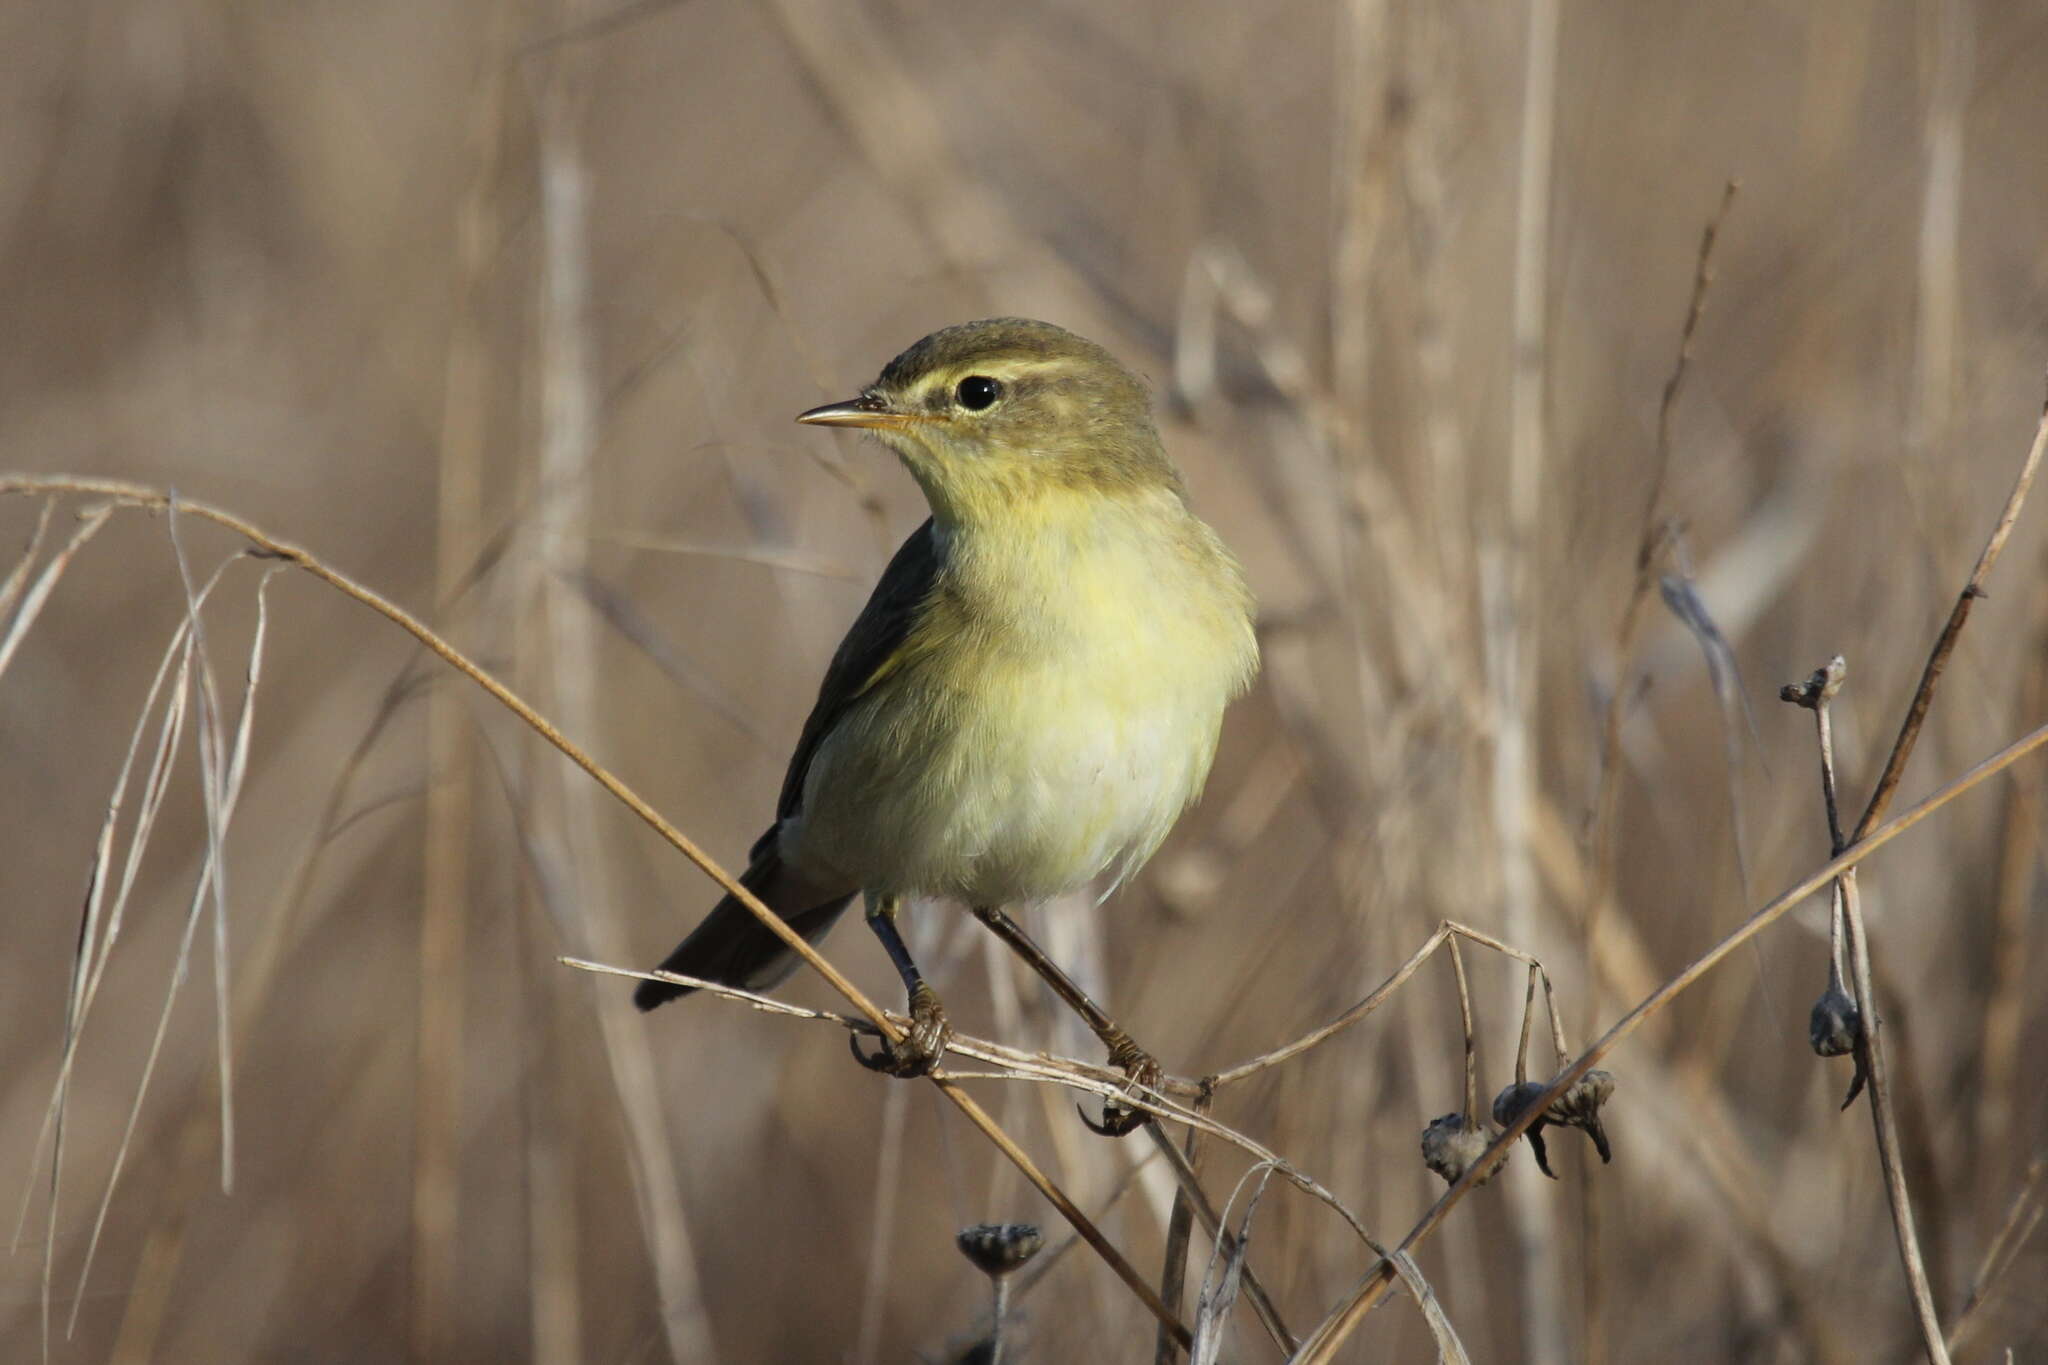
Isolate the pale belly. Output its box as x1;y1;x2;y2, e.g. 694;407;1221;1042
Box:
785;624;1235;908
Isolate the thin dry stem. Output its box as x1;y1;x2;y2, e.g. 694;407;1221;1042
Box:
426;11;499;1351
1645;182;1739;542
1498;0;1569;1320
0;503;112;685
1153;1086;1211;1365
111;661;433;1363
1975;580;2047;1207
1513;964;1539;1083
68;556;271;1338
1851;399;2048;842
21;558;224;1264
0;497;56;636
1946;1154;2045;1356
1838;866;1949;1363
1210;921;1548;1086
1797;665;1948;1361
854;1083;910;1365
162;506;240;1194
1449;938;1478;1121
24;554;231;1356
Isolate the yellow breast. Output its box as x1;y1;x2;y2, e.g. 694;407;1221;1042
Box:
790;488;1257;907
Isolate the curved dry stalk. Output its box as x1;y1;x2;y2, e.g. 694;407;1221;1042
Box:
18;554;238;1356
1210;920;1552;1086
0;497;57;636
66;561;277;1339
0;476;1189;1349
1449;938;1479;1122
1153;1088;1210;1365
1289;716;2048;1363
0;502;110;686
1791;663;1944;1357
1850;399;2048;841
1588;184;1739;898
111;660;435;1363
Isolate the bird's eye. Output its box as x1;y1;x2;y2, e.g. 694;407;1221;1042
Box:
955;375;1004;411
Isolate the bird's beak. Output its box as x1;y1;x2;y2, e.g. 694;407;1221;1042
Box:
795;392;921;431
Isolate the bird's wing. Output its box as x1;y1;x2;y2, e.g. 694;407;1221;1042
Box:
768;517;942;832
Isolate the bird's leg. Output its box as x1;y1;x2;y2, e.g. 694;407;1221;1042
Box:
972;905;1161;1138
850;892;953;1078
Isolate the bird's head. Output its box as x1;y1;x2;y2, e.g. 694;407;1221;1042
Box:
797;318;1181;525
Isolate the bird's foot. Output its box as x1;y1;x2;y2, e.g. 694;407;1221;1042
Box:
1080;1037;1161;1138
850;984;952;1078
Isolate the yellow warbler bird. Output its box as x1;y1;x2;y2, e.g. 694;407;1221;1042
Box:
636;318;1258;1134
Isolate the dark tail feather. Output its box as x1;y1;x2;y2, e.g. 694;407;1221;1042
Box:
634;846;856;1011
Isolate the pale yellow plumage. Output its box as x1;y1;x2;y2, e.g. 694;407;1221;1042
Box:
792;480;1256;908
637;318;1257;1119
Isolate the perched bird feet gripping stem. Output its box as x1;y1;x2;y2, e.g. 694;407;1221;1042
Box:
1080;1035;1162;1138
850;983;953;1078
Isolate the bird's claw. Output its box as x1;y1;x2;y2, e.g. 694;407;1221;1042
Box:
850;986;951;1078
1079;1045;1161;1138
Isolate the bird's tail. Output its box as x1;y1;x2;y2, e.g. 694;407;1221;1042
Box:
634;841;857;1011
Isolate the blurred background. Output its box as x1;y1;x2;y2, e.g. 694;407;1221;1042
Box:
3;0;2046;1360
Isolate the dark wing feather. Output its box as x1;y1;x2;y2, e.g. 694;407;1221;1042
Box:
762;518;942;843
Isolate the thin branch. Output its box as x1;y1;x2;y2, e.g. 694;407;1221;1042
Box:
1154;1085;1211;1365
1513;963;1540;1083
1645;181;1739;542
1450;937;1479;1129
1851;397;2048;841
1788;660;1947;1360
1586;182;1739;968
0;497;56;631
0;503;112;685
1210;922;1448;1084
1211;921;1548;1086
1838;870;1948;1362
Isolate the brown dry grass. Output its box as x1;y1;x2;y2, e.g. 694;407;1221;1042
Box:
5;2;2048;1361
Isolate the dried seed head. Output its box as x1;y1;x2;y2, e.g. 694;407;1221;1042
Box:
1491;1073;1618;1178
956;1223;1043;1279
1554;1070;1616;1164
1491;1081;1559;1179
1779;656;1847;709
1809;983;1861;1058
1421;1112;1498;1186
1490;1080;1549;1129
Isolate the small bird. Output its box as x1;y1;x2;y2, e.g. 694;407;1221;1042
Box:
636;318;1258;1134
